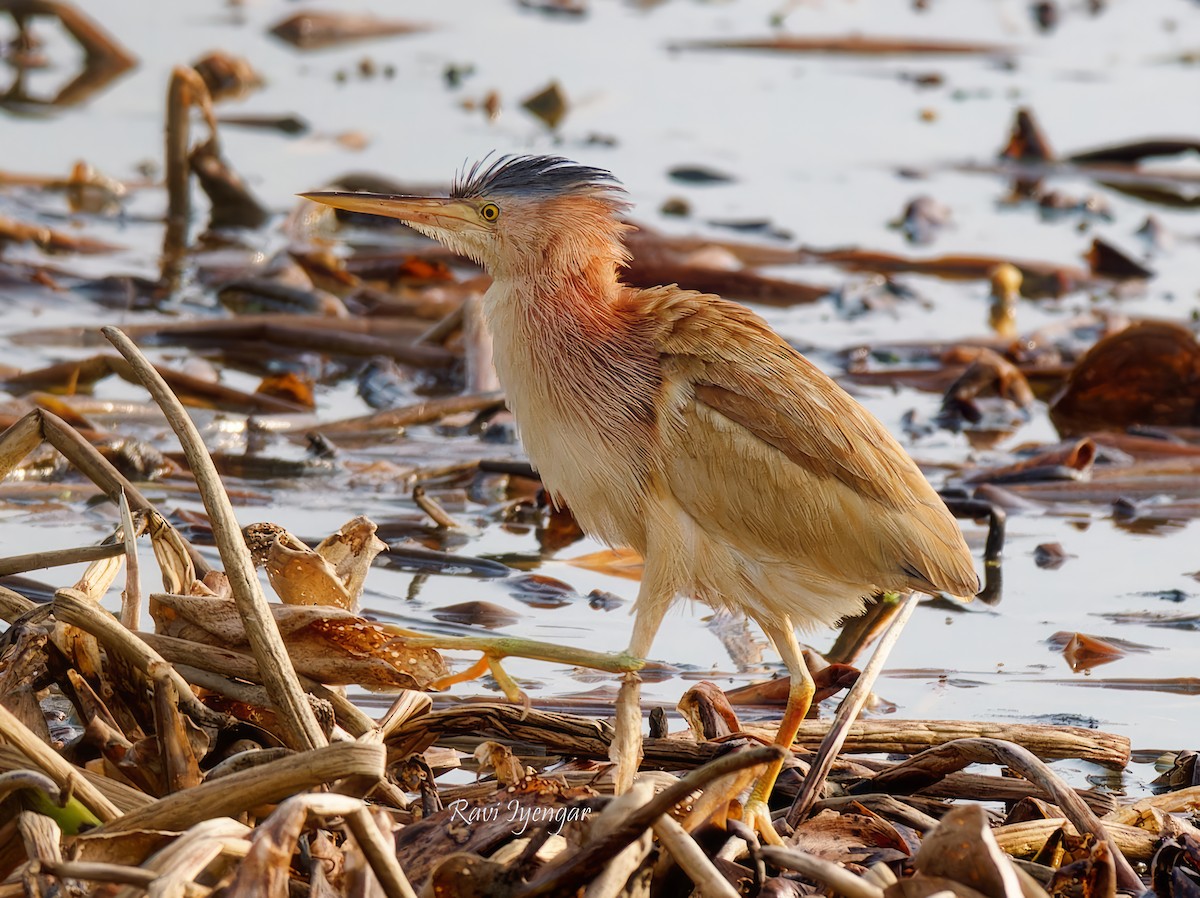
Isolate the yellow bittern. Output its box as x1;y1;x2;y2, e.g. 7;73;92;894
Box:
303;156;978;842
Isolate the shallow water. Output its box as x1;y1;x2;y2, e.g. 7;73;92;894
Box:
3;0;1200;791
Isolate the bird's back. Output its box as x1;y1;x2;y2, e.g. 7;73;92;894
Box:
631;286;978;621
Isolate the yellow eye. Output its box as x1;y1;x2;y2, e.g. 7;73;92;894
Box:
480;202;500;222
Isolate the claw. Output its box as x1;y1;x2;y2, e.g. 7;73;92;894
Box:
741;797;785;847
486;655;529;708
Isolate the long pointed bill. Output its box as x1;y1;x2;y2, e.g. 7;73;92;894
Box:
298;191;475;230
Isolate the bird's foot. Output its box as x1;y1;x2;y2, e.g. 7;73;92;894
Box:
738;797;785;847
429;653;530;710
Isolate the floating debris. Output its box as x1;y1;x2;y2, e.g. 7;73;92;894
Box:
267;11;429;50
520;79;568;129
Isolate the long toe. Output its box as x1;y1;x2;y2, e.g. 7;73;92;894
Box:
741;797;785;847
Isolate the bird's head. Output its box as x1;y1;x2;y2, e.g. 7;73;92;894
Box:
302;155;632;284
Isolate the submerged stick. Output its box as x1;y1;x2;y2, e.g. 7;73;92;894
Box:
102;326;326;752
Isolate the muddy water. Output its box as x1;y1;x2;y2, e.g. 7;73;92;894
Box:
2;1;1199;789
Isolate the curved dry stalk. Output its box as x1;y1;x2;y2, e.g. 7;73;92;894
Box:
653;814;740;898
760;845;885;898
345;805;419;898
99;742;385;834
0;408;211;575
584;781;656;898
864;737;1142;892
103;325;326;752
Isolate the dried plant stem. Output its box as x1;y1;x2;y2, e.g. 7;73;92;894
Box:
0;543;125;577
0;585;36;622
0;408;210;574
40;861;157;888
345;806;420;898
316;390;505;434
138;631;377;737
760;845;885;898
413;485;464;530
747;719;1128;769
992;817;1157;863
389;629;649;674
100;742;385;834
788;593;918;824
103;325;325;752
118;490;141;629
653;814;739;898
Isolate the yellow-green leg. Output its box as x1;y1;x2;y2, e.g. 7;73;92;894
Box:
741;617;812;846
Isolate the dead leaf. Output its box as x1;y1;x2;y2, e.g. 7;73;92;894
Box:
258;516;386;610
150;593;447;689
787;808;911;864
1050;322;1200;436
473;742;526;786
677;681;740;741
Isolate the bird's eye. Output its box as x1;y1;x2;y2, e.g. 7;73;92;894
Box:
480;203;500;222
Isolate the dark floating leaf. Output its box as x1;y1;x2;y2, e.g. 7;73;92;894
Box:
1034;542;1069;569
1068;138;1200;166
674;35;1011;56
432;601;521;629
217;113;310;135
521;80;568;129
507;573;581;608
667;165;734;185
217;278;346;317
517;0;588;17
1049;322;1200;437
999;107;1056;162
268;12;428;50
1139;588;1191;603
379;543;513;578
1085;237;1154;280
